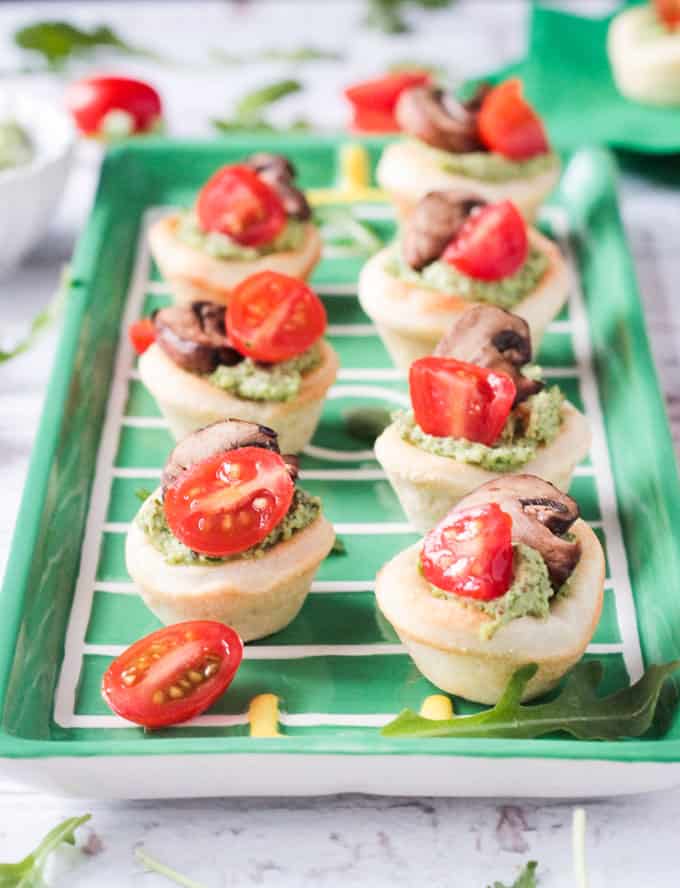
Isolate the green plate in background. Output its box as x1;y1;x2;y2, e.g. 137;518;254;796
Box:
1;137;680;798
485;3;680;154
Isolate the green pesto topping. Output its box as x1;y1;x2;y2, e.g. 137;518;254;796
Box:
176;210;306;260
207;342;322;402
138;487;321;566
395;385;565;472
384;243;549;310
471;543;557;639
0;121;33;171
415;139;558;183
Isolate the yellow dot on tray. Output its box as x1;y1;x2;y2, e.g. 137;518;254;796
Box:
340;142;371;190
419;694;454;721
248;693;282;737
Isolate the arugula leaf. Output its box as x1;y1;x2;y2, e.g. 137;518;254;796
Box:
0;269;69;364
210;46;343;65
134;487;152;503
14;21;158;70
330;536;347;556
364;0;455;34
382;660;680;740
135;848;207;888
488;861;538;888
0;814;90;886
314;207;382;257
212;79;308;134
343;406;392;443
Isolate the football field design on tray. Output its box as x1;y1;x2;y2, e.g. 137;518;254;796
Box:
52;202;643;738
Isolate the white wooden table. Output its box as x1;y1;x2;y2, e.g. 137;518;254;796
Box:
1;1;680;884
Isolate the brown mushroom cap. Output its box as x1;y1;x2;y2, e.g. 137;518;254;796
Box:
161;419;281;492
154;302;242;375
402;191;483;271
395;86;482;153
244;152;311;221
455;474;581;587
434;304;543;404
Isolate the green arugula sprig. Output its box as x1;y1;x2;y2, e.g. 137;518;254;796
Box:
210;46;343;65
382;660;680;740
489;861;538;888
0;269;70;364
212;79;310;134
313;206;383;258
364;0;454;34
14;21;160;70
135;848;207;888
0;814;90;886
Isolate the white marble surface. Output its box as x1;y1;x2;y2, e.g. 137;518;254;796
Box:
1;1;680;884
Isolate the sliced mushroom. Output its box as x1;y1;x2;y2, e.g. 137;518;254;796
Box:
161;419;280;492
434;305;542;404
461;82;493;113
245;152;311;221
403;191;482;270
395;86;482;153
455;474;581;587
154;302;242;375
282;453;299;481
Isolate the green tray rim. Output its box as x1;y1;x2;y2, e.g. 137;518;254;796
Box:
2;135;680;765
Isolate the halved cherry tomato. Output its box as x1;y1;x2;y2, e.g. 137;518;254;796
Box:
442;200;528;281
410;356;516;445
65;76;162;137
350;107;402;133
164;446;294;557
345;71;430;132
227;271;327;363
102;621;243;729
196;165;286;247
477;78;549;161
128;317;156;355
345;71;431;113
421;503;514;601
655;0;680;28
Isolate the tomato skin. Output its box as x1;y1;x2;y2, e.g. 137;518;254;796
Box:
164;446;295;557
655;0;680;28
65;76;162;136
102;621;243;729
227;271;327;363
196;165;286;247
128;318;156;355
421;503;515;601
345;71;431;113
410;356;516;446
350;107;402;133
477;78;549;161
442;201;528;282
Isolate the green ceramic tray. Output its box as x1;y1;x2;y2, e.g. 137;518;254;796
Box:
1;137;680;798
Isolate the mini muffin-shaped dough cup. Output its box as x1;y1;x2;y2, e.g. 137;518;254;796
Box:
608;5;680;106
375;401;590;534
377;140;560;223
376;519;604;704
149;215;322;306
358;229;568;371
138;340;339;454
127;496;336;642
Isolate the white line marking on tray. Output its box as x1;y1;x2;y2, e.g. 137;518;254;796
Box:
586;643;625;655
101;521;414;536
328;324;377;336
572;465;595;477
66;711;395;729
547;320;573;334
299;468;387;481
53;209;158;730
83;643;406;659
338;368;405;381
92;580;375;595
122;416;168;429
312;283;357;296
145;280;172;295
544;205;644;683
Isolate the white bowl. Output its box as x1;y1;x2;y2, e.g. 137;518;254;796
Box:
0;94;75;277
